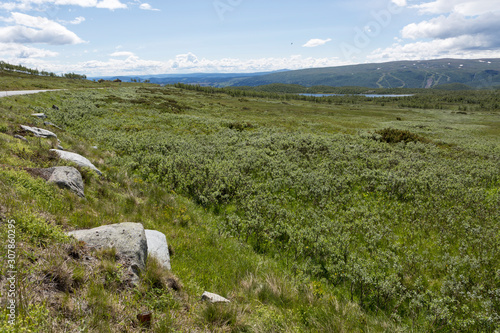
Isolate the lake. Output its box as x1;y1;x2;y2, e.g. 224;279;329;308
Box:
299;93;414;98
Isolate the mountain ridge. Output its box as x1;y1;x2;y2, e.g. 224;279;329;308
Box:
230;58;500;89
91;58;500;89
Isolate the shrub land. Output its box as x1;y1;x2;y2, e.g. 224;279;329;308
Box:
0;84;499;332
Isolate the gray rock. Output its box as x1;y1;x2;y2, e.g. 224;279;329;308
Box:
44;121;62;130
50;149;102;176
66;223;148;283
32;113;47;119
145;230;171;270
14;134;28;142
201;292;230;303
46;166;85;198
21;125;57;139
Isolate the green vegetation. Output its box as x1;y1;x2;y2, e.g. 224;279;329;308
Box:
177;82;500;112
0;81;499;332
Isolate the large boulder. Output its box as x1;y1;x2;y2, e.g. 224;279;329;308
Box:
145;230;171;270
66;223;148;283
46;166;85;198
50;150;102;176
20;125;57;139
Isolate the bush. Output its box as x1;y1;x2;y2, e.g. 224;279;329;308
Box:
375;128;429;144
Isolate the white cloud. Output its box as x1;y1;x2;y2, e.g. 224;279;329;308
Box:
96;0;127;10
139;3;159;11
412;0;500;16
0;2;31;11
68;16;86;24
402;13;500;41
0;12;85;45
0;42;58;58
392;0;407;6
58;16;86;25
0;0;127;11
21;52;346;76
110;51;135;57
368;36;500;62
375;0;500;61
302;38;332;48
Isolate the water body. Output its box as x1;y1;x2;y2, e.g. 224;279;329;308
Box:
299;93;414;98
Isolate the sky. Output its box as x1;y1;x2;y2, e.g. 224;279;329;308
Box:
1;0;500;76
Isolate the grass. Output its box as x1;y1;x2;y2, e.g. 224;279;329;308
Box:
0;83;499;332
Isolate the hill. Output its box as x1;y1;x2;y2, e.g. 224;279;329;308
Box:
88;58;500;89
230;58;500;89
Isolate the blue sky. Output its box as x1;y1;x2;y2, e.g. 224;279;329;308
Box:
1;0;500;76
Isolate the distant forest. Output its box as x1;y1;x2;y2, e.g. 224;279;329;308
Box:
0;61;87;80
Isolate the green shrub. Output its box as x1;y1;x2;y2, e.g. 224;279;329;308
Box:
375;128;429;144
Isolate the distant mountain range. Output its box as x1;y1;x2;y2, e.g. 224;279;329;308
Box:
89;71;285;87
90;58;500;89
231;59;500;89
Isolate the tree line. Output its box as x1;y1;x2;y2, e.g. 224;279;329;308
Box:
0;61;87;80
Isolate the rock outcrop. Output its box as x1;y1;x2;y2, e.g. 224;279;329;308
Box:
66;223;148;284
145;230;171;270
20;125;57;139
45;166;85;198
50;149;102;176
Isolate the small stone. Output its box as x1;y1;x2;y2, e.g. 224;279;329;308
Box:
32;113;47;119
14;134;28;142
44;121;62;130
201;292;230;303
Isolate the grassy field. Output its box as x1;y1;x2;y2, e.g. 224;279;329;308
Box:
0;84;499;332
